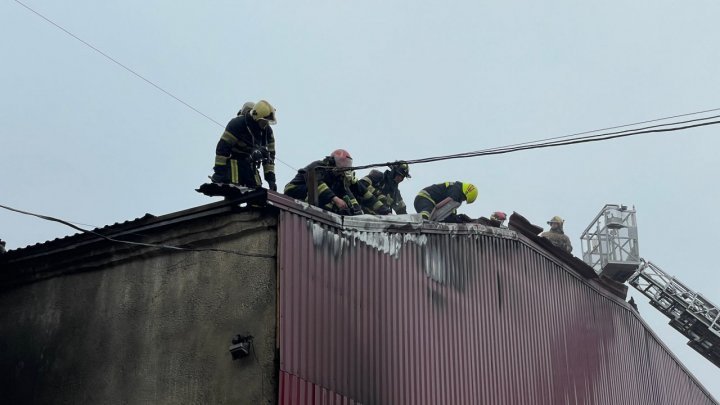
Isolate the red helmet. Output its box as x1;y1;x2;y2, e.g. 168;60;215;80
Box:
330;149;353;168
490;211;507;221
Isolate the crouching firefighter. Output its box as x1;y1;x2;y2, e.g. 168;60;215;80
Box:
211;100;278;191
414;181;478;222
284;149;364;215
357;161;410;215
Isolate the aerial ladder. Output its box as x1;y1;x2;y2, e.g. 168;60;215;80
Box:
581;204;720;368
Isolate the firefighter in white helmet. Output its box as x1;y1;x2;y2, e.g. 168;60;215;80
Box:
540;215;573;253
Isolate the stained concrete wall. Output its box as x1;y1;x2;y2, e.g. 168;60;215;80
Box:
0;208;277;404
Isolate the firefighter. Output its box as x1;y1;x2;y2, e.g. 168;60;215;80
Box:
284;149;364;215
211;100;277;191
414;181;478;222
490;211;507;226
349;172;392;215
540;215;573;253
357;162;410;215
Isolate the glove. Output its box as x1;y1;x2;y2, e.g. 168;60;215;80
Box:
211;170;229;184
268;182;277;192
376;205;392;215
250;148;265;163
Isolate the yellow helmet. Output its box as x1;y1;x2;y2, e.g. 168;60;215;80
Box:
250;100;276;124
462;183;478;204
547;215;564;225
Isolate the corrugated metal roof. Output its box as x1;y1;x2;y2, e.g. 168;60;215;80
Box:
6;213;156;254
2;189;269;262
276;208;717;404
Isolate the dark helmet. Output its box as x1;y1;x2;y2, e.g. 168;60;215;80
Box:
237;101;255;116
389;161;411;178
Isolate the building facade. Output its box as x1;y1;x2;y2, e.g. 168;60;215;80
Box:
1;191;716;404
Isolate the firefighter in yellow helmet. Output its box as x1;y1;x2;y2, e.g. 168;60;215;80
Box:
540;215;573;253
211;100;278;190
414;181;477;222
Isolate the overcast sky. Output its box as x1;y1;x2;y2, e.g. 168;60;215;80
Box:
2;0;719;399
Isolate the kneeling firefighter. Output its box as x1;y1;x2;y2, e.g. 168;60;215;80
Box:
284;149;364;215
414;181;478;222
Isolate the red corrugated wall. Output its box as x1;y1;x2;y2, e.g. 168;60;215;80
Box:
277;210;716;405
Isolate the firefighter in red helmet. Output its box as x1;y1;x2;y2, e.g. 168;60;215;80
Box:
284;149;366;215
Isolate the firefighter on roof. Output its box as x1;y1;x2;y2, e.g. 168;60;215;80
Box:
357;162;410;215
488;211;508;227
284;149;364;216
348;171;392;215
211;100;277;191
414;181;478;223
540;215;573;253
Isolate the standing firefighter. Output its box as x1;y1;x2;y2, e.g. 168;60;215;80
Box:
414;181;478;223
211;100;277;191
540;215;573;253
284;149;364;216
357;162;410;215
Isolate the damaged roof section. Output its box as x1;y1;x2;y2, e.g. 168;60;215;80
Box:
271;192;624;297
509;212;628;299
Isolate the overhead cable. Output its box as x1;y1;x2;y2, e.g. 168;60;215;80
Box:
0;204;275;259
478;107;720;153
13;0;296;171
343;114;720;171
407;113;720;162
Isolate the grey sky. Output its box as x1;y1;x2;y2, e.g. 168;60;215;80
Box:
2;0;719;399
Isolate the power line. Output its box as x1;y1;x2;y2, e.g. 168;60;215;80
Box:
13;0;297;171
419;113;720;161
478;107;720;153
13;0;225;128
0;204;275;259
344;114;720;171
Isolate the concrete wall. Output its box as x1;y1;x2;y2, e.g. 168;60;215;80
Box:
0;209;278;404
